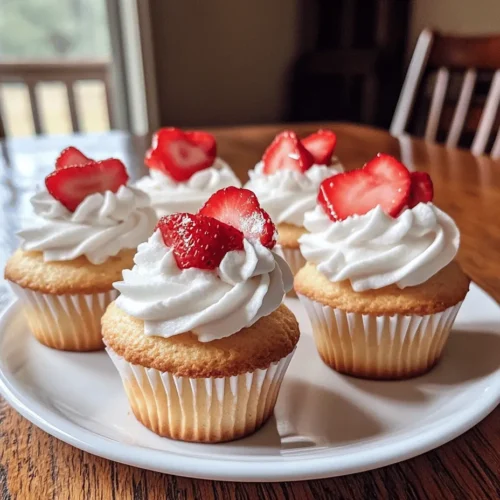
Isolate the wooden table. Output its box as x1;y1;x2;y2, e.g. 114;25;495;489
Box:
1;123;499;499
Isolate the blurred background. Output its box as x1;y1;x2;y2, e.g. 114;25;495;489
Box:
1;0;499;138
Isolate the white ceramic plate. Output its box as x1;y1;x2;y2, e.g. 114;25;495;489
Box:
0;284;499;482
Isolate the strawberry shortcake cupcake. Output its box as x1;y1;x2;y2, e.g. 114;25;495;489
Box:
103;187;299;443
295;153;470;379
136;127;241;217
245;130;342;277
4;147;157;351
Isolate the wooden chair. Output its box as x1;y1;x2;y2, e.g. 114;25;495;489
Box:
288;0;410;127
390;29;500;158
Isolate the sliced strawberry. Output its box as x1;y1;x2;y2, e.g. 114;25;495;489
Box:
408;171;433;208
185;131;217;157
199;187;277;248
55;147;92;170
156;213;244;270
145;127;216;182
318;153;411;221
262;131;314;175
302;129;337;164
45;159;129;212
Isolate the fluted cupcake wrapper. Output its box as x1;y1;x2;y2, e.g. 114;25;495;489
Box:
106;347;294;443
275;246;306;297
298;294;463;380
275;246;306;276
9;282;117;352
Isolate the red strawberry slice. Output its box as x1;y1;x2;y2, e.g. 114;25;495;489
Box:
408;171;433;208
262;131;314;175
199;187;277;248
45;159;129;212
156;213;244;270
302;129;337;164
318;153;411;221
185;131;217;157
145;127;216;182
55;147;92;170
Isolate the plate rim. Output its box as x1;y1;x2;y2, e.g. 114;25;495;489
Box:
0;290;499;482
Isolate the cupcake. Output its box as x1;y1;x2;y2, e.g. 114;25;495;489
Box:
245;130;342;278
136;127;241;217
103;187;299;442
4;147;157;351
295;153;470;379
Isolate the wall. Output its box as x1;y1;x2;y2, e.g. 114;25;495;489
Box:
149;0;500;128
410;0;500;48
149;0;302;127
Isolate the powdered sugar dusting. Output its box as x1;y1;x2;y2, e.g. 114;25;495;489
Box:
241;211;265;237
180;214;193;226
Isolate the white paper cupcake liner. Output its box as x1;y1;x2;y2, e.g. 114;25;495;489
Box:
277;246;306;276
106;347;294;442
275;245;306;297
298;294;463;379
9;282;118;351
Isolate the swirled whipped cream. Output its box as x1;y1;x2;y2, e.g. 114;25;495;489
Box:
136;158;241;217
299;203;459;291
114;230;293;341
244;160;343;226
18;185;157;265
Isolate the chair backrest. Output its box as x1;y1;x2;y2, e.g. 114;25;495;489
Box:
390;29;500;158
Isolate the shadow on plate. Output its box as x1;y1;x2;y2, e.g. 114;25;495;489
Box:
273;378;384;451
343;330;500;402
430;329;500;385
224;414;283;451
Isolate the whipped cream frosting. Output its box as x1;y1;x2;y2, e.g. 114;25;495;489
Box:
299;203;460;291
244;160;343;227
114;230;293;342
18;185;157;265
136;158;241;217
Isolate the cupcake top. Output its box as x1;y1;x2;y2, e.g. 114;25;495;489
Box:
299;153;460;292
136;127;241;216
114;187;292;342
18;147;157;265
244;130;343;227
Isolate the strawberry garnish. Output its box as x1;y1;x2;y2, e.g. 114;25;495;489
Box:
302;129;337;164
318;153;412;221
45;159;129;212
199;187;277;248
185;131;216;157
408;172;433;208
262;131;313;175
145;127;217;182
156;213;244;270
55;147;92;170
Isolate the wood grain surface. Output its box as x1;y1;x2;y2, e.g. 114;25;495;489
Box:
1;123;499;500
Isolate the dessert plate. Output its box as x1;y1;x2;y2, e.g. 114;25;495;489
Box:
0;283;499;482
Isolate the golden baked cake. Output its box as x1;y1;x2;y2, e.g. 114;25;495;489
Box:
103;187;299;443
136;127;241;217
4;147;156;351
296;153;470;379
244;129;343;284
